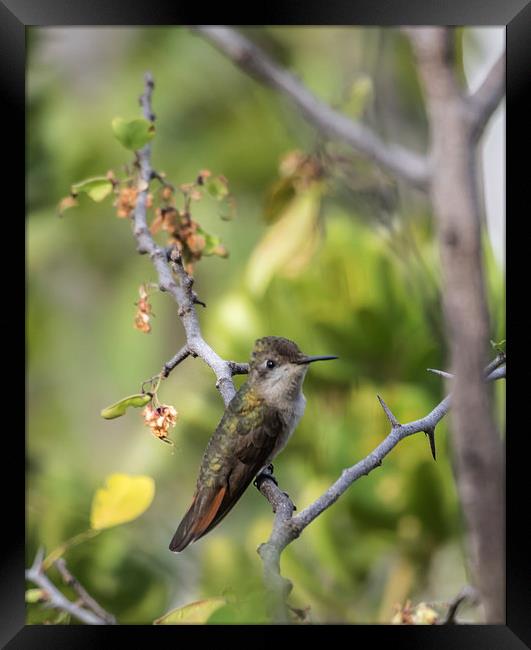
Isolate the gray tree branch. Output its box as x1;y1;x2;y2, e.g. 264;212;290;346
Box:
192;26;430;191
54;558;116;624
25;548;114;625
407;27;505;623
132;73;248;406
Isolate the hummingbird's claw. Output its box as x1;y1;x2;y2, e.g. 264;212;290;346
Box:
254;464;278;489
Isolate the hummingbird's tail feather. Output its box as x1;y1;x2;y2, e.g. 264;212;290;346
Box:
169;486;227;552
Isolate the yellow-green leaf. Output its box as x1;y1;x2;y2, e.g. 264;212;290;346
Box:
101;393;152;419
90;474;155;530
205;176;229;200
154;598;226;624
71;177;113;202
25;588;47;604
246;184;323;295
112;117;155;151
344;75;373;118
264;176;296;223
196;226;229;258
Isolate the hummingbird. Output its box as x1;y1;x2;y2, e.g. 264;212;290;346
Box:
169;336;338;552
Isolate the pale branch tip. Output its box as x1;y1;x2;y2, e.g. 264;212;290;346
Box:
427;367;454;379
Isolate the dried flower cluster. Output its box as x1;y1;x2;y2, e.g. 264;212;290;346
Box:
391;600;438;625
142;403;178;444
150;171;228;273
134;284;154;333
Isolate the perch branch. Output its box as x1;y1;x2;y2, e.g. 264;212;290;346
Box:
255;356;505;622
25;548;113;625
132;73;248;405
192;26;430;191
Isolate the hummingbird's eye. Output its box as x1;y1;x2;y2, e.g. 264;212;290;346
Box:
266;359;276;369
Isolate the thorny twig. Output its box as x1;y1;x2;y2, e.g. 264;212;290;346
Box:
254;355;505;621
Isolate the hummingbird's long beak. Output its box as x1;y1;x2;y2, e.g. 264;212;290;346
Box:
297;355;338;364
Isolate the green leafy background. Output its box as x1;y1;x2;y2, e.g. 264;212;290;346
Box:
27;27;505;624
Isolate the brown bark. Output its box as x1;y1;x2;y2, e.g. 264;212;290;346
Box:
409;28;505;623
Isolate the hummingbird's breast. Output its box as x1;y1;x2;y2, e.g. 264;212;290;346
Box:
268;391;307;462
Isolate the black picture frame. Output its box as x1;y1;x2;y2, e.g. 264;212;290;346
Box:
10;0;528;647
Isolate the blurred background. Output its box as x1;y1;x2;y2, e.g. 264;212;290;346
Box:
27;26;505;624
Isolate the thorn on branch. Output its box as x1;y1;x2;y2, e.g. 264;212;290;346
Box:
424;427;437;461
377;394;400;428
192;293;207;308
427;368;454;379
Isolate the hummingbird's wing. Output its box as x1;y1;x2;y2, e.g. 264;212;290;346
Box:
169;385;283;552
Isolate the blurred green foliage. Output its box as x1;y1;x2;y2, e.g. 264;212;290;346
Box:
27;27;504;624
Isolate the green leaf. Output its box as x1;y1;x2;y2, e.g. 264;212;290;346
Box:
246;184;323;295
154;598;226;624
206;592;270;623
101;393;152;419
90;473;155;530
218;196;236;221
25;589;47;604
196;226;229;258
205;175;229;200
490;339;506;353
112;117;155;151
264;176;296;223
71;177;113;202
344;75;373;118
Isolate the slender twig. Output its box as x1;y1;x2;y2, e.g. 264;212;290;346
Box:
442;585;479;624
466;53;505;142
254;356;505;621
131;73;248;406
192;26;430;191
427;368;454;380
428;352;506;382
25;548;111;625
162;345;190;378
54;558;116;624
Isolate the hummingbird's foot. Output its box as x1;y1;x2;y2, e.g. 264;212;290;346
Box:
254;464;278;489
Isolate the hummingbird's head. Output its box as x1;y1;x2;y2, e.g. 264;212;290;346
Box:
249;336;338;402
